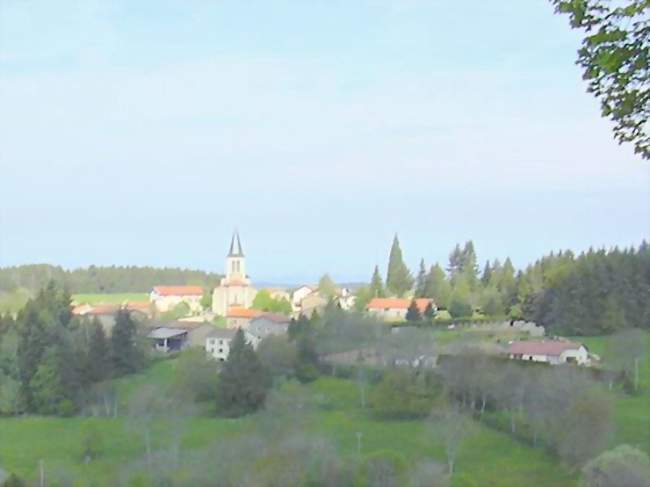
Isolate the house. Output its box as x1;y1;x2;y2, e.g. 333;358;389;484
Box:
146;320;217;348
291;285;317;312
226;306;263;329
205;328;237;361
247;313;291;348
366;298;435;321
300;293;328;318
212;231;258;316
507;340;590;365
147;327;188;353
150;285;204;313
335;288;357;311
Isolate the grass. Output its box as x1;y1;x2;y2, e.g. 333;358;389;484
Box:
0;361;577;486
71;293;149;305
0;287;31;314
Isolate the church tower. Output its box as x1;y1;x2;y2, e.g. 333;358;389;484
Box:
226;230;247;281
212;230;257;317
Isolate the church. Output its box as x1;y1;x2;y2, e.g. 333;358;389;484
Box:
212;231;258;316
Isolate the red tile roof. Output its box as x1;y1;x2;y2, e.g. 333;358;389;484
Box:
367;298;434;313
509;340;584;357
227;307;263;319
252;312;291;324
152;286;204;297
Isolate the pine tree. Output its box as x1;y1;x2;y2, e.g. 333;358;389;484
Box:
424;264;451;308
405;300;422;322
370;265;386;298
110;310;143;377
216;329;270;417
481;260;492;286
415;259;427;298
386;235;413;297
86;317;110;383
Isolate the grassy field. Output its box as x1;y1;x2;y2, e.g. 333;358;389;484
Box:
0;287;31;314
0;360;577;486
71;293;150;305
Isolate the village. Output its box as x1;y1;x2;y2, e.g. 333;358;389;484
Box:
71;232;593;369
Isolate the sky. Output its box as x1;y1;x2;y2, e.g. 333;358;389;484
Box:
0;0;648;284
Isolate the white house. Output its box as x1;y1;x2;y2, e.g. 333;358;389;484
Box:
507;340;590;365
366;298;435;321
205;328;257;361
150;286;204;313
205;329;237;361
291;285;317;313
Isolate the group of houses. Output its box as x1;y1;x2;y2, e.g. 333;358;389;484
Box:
72;231;592;368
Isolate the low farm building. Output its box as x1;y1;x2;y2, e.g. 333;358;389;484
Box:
226;306;263;328
247;313;291;348
147;327;188;353
366;298;435;321
149;286;204;313
507;340;590;365
205;328;258;361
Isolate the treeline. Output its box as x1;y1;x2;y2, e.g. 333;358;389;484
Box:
0;282;147;416
356;237;650;335
0;264;222;294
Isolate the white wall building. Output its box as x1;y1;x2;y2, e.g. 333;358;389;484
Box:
150;286;204;313
508;340;590;365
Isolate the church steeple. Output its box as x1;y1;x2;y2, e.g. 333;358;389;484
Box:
228;230;245;257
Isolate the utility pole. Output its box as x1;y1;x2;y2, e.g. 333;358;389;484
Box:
39;459;44;487
356;431;363;455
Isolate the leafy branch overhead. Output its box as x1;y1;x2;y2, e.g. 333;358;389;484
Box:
552;0;649;158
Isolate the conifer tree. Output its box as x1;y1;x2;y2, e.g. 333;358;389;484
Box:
424;264;451;308
86;317;110;383
481;261;492;286
415;259;427;298
386;235;413;297
216;329;270;416
370;265;386;298
110;310;143;377
424;302;436;322
405;300;422;322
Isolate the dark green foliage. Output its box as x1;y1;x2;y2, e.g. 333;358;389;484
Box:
110;310;144;377
386;235;413;297
3;473;26;487
448;290;473;319
526;244;650;335
85;318;110;383
216;329;271;417
0;264;222;294
551;0;650;158
415;259;427;298
405;300;422;322
252;289;292;315
370;265;386;298
172;348;219;402
295;333;320;383
424;302;436;321
424;264;451;308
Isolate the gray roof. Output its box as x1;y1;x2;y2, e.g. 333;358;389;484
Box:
228;231;245;257
207;328;238;339
147;327;188;339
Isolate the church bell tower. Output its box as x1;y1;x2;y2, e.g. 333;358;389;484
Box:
226;230;246;281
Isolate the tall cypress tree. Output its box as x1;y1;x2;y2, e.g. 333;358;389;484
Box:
370;265;386;298
415;259;427;298
216;329;270;417
386;235;413;297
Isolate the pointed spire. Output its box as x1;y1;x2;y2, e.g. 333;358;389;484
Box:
228;230;245;257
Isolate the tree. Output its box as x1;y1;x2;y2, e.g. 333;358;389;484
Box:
172;348;219;402
257;335;297;380
415;259;427;298
480;286;504;317
424;302;436;322
430;405;472;475
3;473;26;487
386;235;414;297
110;309;143;377
551;0;650;158
409;461;450;487
424;264;451;308
252;290;292;315
480;261;493;286
606;328;646;392
216;329;270;416
370;265;386;298
318;273;337;298
448;284;473;319
295;332;320;383
80;422;104;463
405;300;422;322
200;288;213;310
86;318;110;383
582;444;650;487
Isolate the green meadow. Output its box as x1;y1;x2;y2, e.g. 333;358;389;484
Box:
71;293;150;305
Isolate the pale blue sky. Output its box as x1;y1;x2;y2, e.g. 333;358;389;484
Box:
0;0;648;283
